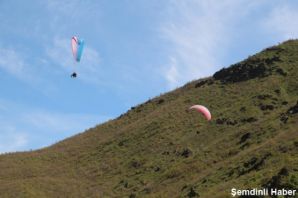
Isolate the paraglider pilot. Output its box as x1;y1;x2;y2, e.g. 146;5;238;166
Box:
71;72;77;78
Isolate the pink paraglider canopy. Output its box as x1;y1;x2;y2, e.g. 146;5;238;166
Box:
190;105;211;121
71;36;78;60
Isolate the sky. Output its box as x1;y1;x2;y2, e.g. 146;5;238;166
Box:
0;0;298;153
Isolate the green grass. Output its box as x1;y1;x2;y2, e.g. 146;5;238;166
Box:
0;40;297;198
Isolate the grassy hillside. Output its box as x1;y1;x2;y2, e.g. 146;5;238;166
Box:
0;40;297;198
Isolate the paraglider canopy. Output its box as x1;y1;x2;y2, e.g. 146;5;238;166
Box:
189;105;211;121
71;36;84;62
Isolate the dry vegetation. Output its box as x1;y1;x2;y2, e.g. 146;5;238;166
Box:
0;40;297;197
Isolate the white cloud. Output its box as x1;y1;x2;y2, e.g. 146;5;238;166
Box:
45;0;93;18
44;0;102;34
46;0;81;15
46;37;103;84
263;4;298;40
23;111;110;134
0;127;28;154
165;57;179;86
161;0;261;88
0;47;58;96
0;48;37;83
0;99;111;153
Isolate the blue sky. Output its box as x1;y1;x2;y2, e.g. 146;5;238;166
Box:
0;0;298;153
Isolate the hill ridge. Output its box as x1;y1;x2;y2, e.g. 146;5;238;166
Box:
0;40;297;197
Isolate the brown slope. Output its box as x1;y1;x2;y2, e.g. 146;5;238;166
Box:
0;40;297;198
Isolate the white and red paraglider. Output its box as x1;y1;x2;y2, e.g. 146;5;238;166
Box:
70;36;84;78
189;105;211;121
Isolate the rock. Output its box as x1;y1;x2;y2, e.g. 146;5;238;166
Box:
241;117;258;123
181;148;192;158
129;193;136;198
143;187;151;194
181;186;200;198
213;57;276;83
216;118;226;125
154;166;160;172
226;120;238;125
195;80;208;88
131;160;142;168
240;107;246;112
238;153;272;176
157;98;165;104
280;113;288;124
216;118;237;125
187;187;199;198
194;79;214;88
274;89;281;94
213;54;283;84
265;46;284;53
239;133;251;144
275;68;287;76
256;94;272;100
287;101;298;114
280;101;298;123
262;167;294;196
259;104;274;111
279;167;289;176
